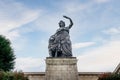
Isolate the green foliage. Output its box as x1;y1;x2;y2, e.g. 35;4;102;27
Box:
0;71;28;80
98;73;120;80
0;35;15;71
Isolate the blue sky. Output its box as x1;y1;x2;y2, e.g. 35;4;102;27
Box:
0;0;120;72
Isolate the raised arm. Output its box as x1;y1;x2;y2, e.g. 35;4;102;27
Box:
63;16;73;29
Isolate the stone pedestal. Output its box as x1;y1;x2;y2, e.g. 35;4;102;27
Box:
45;57;78;80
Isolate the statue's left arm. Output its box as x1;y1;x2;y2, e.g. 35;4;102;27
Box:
63;16;73;29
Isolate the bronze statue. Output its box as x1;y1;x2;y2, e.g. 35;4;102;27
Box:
48;16;73;57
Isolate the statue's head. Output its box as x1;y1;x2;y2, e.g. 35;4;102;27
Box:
59;20;65;27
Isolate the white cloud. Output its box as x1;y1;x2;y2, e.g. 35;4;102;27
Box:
94;0;110;3
77;40;120;72
102;27;120;41
63;2;90;13
61;0;110;14
12;37;28;52
15;57;45;72
0;1;42;62
4;30;20;41
78;27;120;72
0;0;41;54
73;42;95;49
35;14;60;34
103;27;120;35
0;0;40;39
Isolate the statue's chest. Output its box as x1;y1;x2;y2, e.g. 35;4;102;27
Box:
57;28;69;34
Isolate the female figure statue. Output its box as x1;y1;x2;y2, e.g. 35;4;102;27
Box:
48;16;73;57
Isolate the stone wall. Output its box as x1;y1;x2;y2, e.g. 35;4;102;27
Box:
25;72;45;80
78;72;103;80
25;72;102;80
24;62;120;80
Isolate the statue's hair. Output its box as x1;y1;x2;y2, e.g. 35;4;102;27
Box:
59;20;65;27
59;20;65;23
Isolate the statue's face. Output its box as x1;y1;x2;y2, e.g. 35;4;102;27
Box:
59;21;65;27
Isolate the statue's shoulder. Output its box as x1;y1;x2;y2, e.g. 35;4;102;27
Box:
57;28;63;31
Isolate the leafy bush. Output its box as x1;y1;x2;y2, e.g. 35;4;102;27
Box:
0;71;28;80
98;73;120;80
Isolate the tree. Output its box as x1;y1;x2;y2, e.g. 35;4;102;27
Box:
0;35;15;71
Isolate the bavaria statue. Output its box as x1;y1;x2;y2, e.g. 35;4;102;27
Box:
48;16;73;57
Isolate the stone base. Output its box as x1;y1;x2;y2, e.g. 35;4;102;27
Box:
45;57;78;80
